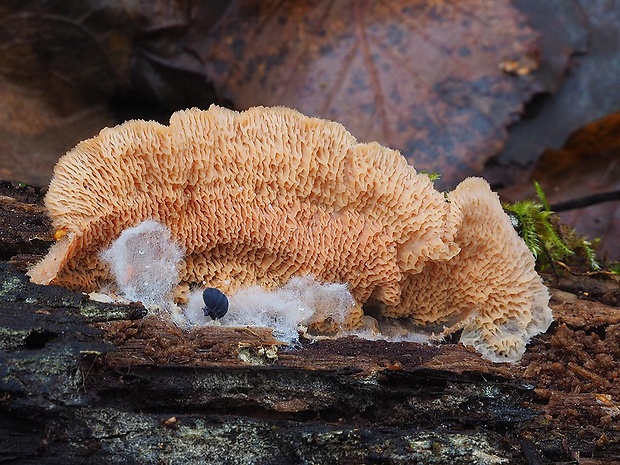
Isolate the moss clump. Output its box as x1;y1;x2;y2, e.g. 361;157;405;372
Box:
503;181;601;272
419;170;441;182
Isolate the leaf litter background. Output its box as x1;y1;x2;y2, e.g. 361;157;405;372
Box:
0;0;617;259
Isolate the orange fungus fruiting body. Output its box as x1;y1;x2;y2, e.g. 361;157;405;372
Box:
28;105;552;362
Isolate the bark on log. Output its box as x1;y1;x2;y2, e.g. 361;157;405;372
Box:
1;181;619;464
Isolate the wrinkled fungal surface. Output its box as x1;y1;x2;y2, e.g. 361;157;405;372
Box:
28;105;551;361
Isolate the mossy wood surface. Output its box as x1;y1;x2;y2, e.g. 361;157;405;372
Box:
1;182;619;464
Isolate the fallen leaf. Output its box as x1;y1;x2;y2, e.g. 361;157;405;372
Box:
496;0;620;173
0;76;117;186
0;0;223;185
0;1;134;184
200;0;543;188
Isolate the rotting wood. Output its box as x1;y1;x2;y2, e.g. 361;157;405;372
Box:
1;182;619;464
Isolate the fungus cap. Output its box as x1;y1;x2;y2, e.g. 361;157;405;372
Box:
28;105;552;362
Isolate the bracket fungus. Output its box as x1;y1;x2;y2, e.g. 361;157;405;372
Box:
28;105;552;362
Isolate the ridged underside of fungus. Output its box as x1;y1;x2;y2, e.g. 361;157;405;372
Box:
28;105;551;362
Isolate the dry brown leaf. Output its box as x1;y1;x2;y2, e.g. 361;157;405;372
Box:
498;0;620;172
0;1;135;184
200;0;542;188
0;1;233;185
0;76;117;186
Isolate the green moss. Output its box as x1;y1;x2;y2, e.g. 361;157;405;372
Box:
503;181;601;272
419;170;441;182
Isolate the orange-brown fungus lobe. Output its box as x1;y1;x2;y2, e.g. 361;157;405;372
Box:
53;228;68;241
28;105;551;362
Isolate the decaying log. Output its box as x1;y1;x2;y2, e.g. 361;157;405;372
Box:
1;181;619;464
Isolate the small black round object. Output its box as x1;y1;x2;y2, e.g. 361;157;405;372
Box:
202;287;228;320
